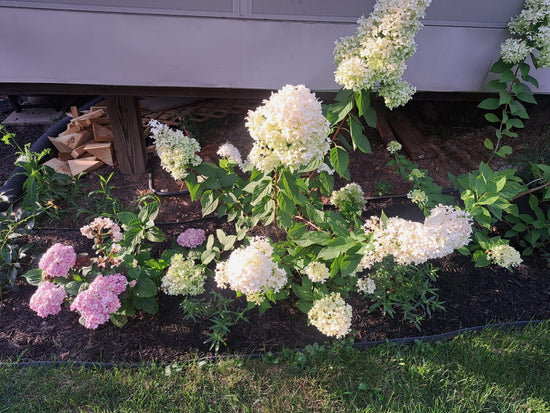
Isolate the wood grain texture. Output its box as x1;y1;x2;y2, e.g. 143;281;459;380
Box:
106;95;146;174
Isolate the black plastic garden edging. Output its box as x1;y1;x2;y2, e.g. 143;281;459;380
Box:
0;96;105;212
1;320;546;370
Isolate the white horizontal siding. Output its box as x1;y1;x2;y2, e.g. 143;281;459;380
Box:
1;1;550;93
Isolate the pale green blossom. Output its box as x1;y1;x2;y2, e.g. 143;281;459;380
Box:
386;140;402;154
308;293;352;338
407;188;428;205
488;245;523;268
161;254;205;296
149;120;201;181
304;261;331;283
330;183;366;211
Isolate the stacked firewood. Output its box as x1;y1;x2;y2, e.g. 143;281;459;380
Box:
43;104;115;176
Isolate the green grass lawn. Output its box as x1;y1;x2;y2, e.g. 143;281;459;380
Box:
1;322;549;412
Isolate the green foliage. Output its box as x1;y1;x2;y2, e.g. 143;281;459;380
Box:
76;172;127;221
180;290;249;353
0;205;40;295
372;179;394;196
361;257;444;329
1;125;84;223
118;195;166;254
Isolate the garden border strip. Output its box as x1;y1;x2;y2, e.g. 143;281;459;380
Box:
0;96;105;211
1;320;545;369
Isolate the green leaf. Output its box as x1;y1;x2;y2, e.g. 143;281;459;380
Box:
110;314;128;328
486;79;507;90
318;170;335;197
134;278;157;298
354;90;370;117
145;226;166;243
490;60;512;73
201;249;217;265
23;268;43;286
498;90;512;105
293;231;333;247
330;146;350;178
317;237;356;260
363;106;378;128
516;92;537;104
133;296;159;314
483;138;494;150
65;281;82;296
118;212;140;228
478;98;500;110
185;173;203;200
349;115;372;153
500;69;515;83
484;113;500;123
328;98;354;125
200;190;219;217
295;299;313;314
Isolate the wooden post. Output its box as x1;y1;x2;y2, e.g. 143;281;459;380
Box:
106;95;146;175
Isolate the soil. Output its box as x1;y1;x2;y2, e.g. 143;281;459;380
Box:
1;95;549;364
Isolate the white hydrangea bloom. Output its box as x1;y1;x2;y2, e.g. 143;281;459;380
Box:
214;236;287;300
304;261;331;283
161;254;206;296
488;245;523;268
246;85;330;172
407;188;428;205
308;293;352;338
149;119;202;181
333;0;431;108
357;277;376;294
217;142;244;169
360;204;472;268
330;182;366;211
500;38;531;64
386;140;402;154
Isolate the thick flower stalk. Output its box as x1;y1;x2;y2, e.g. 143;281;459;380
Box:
29;281;67;317
161;254;206;296
308;293;353;338
214;236;287;303
361;204;472;268
246;85;330;172
38;243;76;279
149;119;202;180
70;273;128;329
334;0;432;108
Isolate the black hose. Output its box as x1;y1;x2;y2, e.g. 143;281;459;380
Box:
1;320;545;369
0;96;105;211
147;153;190;197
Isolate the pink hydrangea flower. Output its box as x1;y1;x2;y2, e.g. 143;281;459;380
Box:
70;273;128;329
29;281;67;318
177;228;206;248
81;217;123;242
38;243;76;279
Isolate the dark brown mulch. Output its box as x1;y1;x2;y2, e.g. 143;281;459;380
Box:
1;96;550;364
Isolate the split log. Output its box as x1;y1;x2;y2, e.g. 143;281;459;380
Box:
70;106;79;118
70;144;88;159
84;141;114;166
70;109;105;124
68;157;103;176
58;152;73;161
43;158;71;175
49;130;92;153
92;122;114;142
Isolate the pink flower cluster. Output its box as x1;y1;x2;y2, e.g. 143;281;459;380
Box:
177;228;206;248
80;217;123;242
38;243;76;279
29;281;67;317
70;273;127;329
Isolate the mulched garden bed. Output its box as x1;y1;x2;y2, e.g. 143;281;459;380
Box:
1;96;549;364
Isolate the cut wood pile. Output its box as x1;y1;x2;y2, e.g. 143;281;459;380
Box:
44;103;114;177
